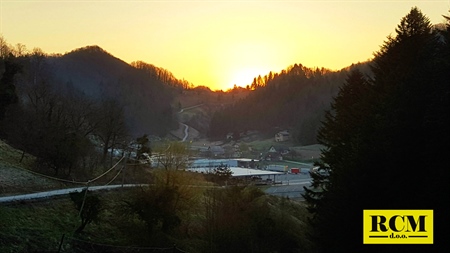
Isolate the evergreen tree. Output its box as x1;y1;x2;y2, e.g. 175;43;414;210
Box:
304;7;449;252
303;69;372;251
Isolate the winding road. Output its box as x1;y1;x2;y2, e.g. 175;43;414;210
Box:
181;123;189;142
0;184;145;204
177;104;203;142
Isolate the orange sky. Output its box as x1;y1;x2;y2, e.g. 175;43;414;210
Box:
1;1;448;90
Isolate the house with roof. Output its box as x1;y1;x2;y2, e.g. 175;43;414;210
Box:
264;145;289;161
264;146;283;161
275;130;290;142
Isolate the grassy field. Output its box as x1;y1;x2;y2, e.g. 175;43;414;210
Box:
0;140;66;196
244;138;324;163
0;198;80;251
0;187;313;252
0;189;153;252
0;140;35;169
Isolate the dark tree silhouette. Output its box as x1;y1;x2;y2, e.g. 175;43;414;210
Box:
0;54;21;121
70;189;102;234
303;7;449;252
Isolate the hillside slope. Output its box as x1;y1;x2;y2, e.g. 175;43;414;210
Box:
209;63;371;144
0;140;62;196
19;46;177;136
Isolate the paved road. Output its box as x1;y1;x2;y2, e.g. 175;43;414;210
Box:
0;184;144;204
265;180;311;200
181;123;189;142
264;171;313;201
0;167;313;203
178;104;204;113
177;104;203;142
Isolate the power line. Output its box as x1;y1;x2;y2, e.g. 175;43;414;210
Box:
10;155;125;186
11;164;86;185
105;166;123;186
89;156;124;183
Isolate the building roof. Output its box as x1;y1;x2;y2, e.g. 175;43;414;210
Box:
234;158;259;162
188;167;283;177
209;145;224;151
276;130;290;136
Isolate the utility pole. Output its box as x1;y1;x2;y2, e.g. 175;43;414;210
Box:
122;150;130;187
79;181;90;217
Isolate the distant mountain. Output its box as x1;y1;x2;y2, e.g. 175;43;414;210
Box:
47;46;132;98
39;45;179;136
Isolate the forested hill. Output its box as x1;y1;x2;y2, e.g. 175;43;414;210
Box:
48;45;135;98
23;46;182;136
1;42;192;178
208;62;371;144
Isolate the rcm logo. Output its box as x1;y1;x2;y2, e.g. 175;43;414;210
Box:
363;210;433;244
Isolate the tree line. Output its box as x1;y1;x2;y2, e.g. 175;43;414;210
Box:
0;48;128;177
303;7;449;252
131;60;194;91
0;40;184;178
208;62;369;144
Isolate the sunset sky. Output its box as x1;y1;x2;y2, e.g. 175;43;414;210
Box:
1;1;448;90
